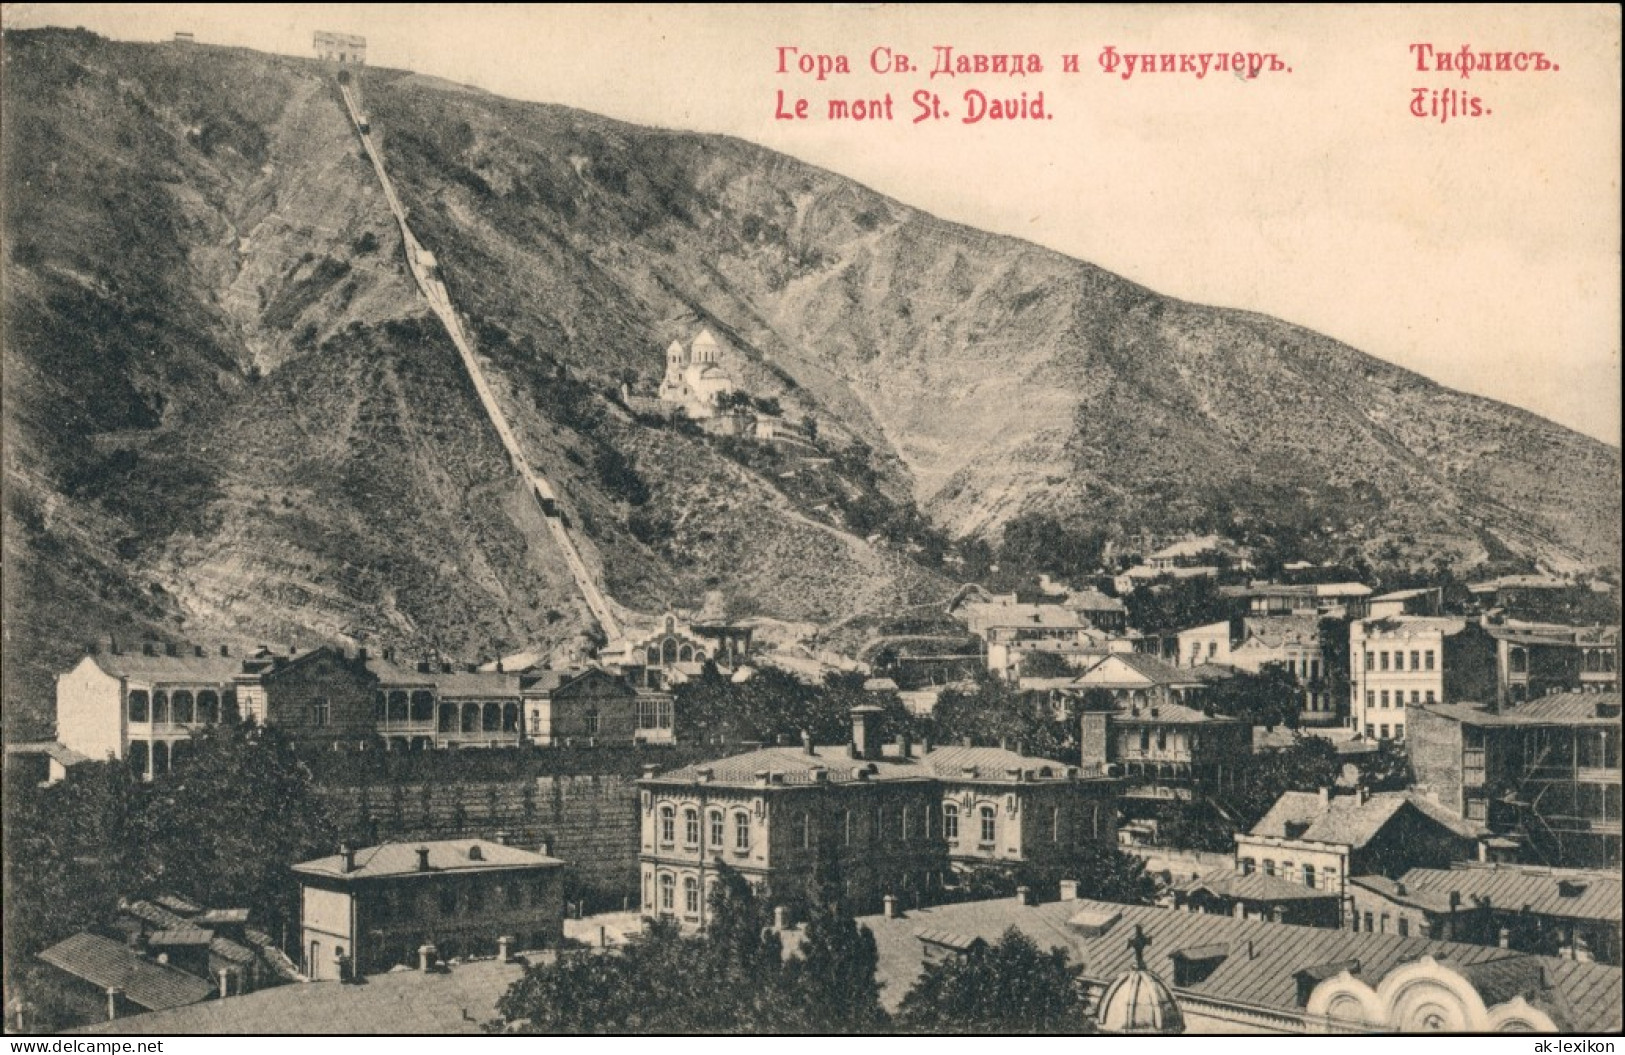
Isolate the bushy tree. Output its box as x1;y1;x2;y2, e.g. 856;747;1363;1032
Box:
922;675;1075;764
1222;734;1341;829
1020;650;1076;679
784;851;886;1032
1206;663;1301;728
1123;576;1237;635
896;927;1086;1034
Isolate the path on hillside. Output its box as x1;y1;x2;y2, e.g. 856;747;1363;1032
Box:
338;81;624;641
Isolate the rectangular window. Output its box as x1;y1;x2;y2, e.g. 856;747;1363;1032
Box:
1394;651;1404;671
684;808;700;847
943;804;959;842
1425;650;1435;671
310;697;331;727
734;812;750;852
979;806;997;845
1380;691;1389;709
1398;918;1409;937
1363;912;1374;932
709;810;723;848
1380;652;1390;671
901;807;911;842
1365;652;1374;671
1410;691;1420;705
438;886;458;915
1365;724;1375;738
1366;691;1376;712
1410;651;1420;671
1394;723;1404;740
1380;724;1390;740
1425;690;1436;703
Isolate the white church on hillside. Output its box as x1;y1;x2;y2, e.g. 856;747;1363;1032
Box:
658;329;734;419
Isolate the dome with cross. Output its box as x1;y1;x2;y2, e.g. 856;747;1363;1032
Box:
1095;923;1184;1035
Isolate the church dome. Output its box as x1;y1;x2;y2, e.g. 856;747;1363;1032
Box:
1095;925;1184;1035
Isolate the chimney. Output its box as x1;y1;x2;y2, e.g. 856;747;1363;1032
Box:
851;706;882;761
641;764;661;779
494;830;510;846
802;729;815;756
108;635;121;655
85;640;99;655
418;943;436;972
773;905;790;931
219;644;230;657
497;934;515;964
538;837;554;857
415;846;431;872
883;894;898;919
1498;927;1511;949
1015;886;1033;906
897;731;912;758
696;767;713;784
340;843;356;873
1355;786;1369;806
1059;880;1080;901
105;986;122;1022
1395;880;1407;896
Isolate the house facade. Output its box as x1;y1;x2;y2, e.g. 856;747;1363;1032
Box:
1349;617;1496;741
293;839;565;979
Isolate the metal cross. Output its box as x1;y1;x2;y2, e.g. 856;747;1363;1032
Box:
1128;923;1152;969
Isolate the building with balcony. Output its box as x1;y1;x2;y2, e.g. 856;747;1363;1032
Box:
1409;692;1621;868
1488;623;1618;708
293;839;565;979
1076;692;1253;804
636;709;1119;926
367;656;523;750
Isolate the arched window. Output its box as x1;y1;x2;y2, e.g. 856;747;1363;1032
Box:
503;703;519;733
943;803;960;842
1138;729;1150;752
388;691;410;722
662;639;678;665
659;805;676;845
1240;857;1256;875
979;805;996;844
659;873;675;913
197;690;219;724
483;703;501;732
695;649;707;663
683;807;700;846
683;876;700;916
152;691;170;725
461;703;479;733
646;646;660;666
1263;859;1276;877
128;690;149;723
708;809;724;848
734;811;750;852
410;691;435;722
171;690;194;723
679;644;694;663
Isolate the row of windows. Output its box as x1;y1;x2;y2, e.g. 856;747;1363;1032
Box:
127;689;231;724
1364;723;1406;740
656;801;1098;852
1366;689;1435;710
1238;857;1338;890
1364;649;1436;673
637;698;674;731
370;877;552;920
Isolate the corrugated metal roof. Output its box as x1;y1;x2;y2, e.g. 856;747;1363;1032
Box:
855;898;1622;1028
1421;693;1621;728
88;652;244;683
1249;791;1482;847
651;744;1086;789
293;839;563;880
124;901;190;930
1396;866;1622;923
147;929;214;947
39;933;215;1011
1177;869;1341;902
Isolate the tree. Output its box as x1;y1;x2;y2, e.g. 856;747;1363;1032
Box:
896;927;1086;1034
1020;650;1076;679
1123;576;1237;635
784;850;887;1032
1222;734;1341;830
1206;664;1301;728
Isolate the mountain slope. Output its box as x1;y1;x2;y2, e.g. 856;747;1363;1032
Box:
3;31;1618;732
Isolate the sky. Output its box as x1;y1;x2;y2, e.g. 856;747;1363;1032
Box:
4;4;1620;445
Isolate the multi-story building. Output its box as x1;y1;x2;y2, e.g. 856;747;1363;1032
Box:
367;655;523;750
293;838;565;979
1348;864;1621;964
1069;652;1212;710
1233;787;1486;927
1076;694;1253;804
1245;581;1371;618
1410;692;1621;868
520;667;652;746
1488;623;1619;708
56;643;375;778
636;708;1119;925
599;611;753;690
1349;616;1496;741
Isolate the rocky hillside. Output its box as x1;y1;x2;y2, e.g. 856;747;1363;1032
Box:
3;31;1618;731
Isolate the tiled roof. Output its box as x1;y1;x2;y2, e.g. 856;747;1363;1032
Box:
919;745;1074;781
1356;616;1468;637
366;658;521;697
153;894;202;916
1110;698;1236;725
73;957;526;1034
1248;791;1483;847
1393;866;1622;924
87;651;244;683
293;839;563;880
1239;615;1322;648
1420;693;1621;728
39;933;215;1012
650;743;1084;788
1067;589;1126;613
1177;869;1341;903
850;897;1623;1029
208;937;258;965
